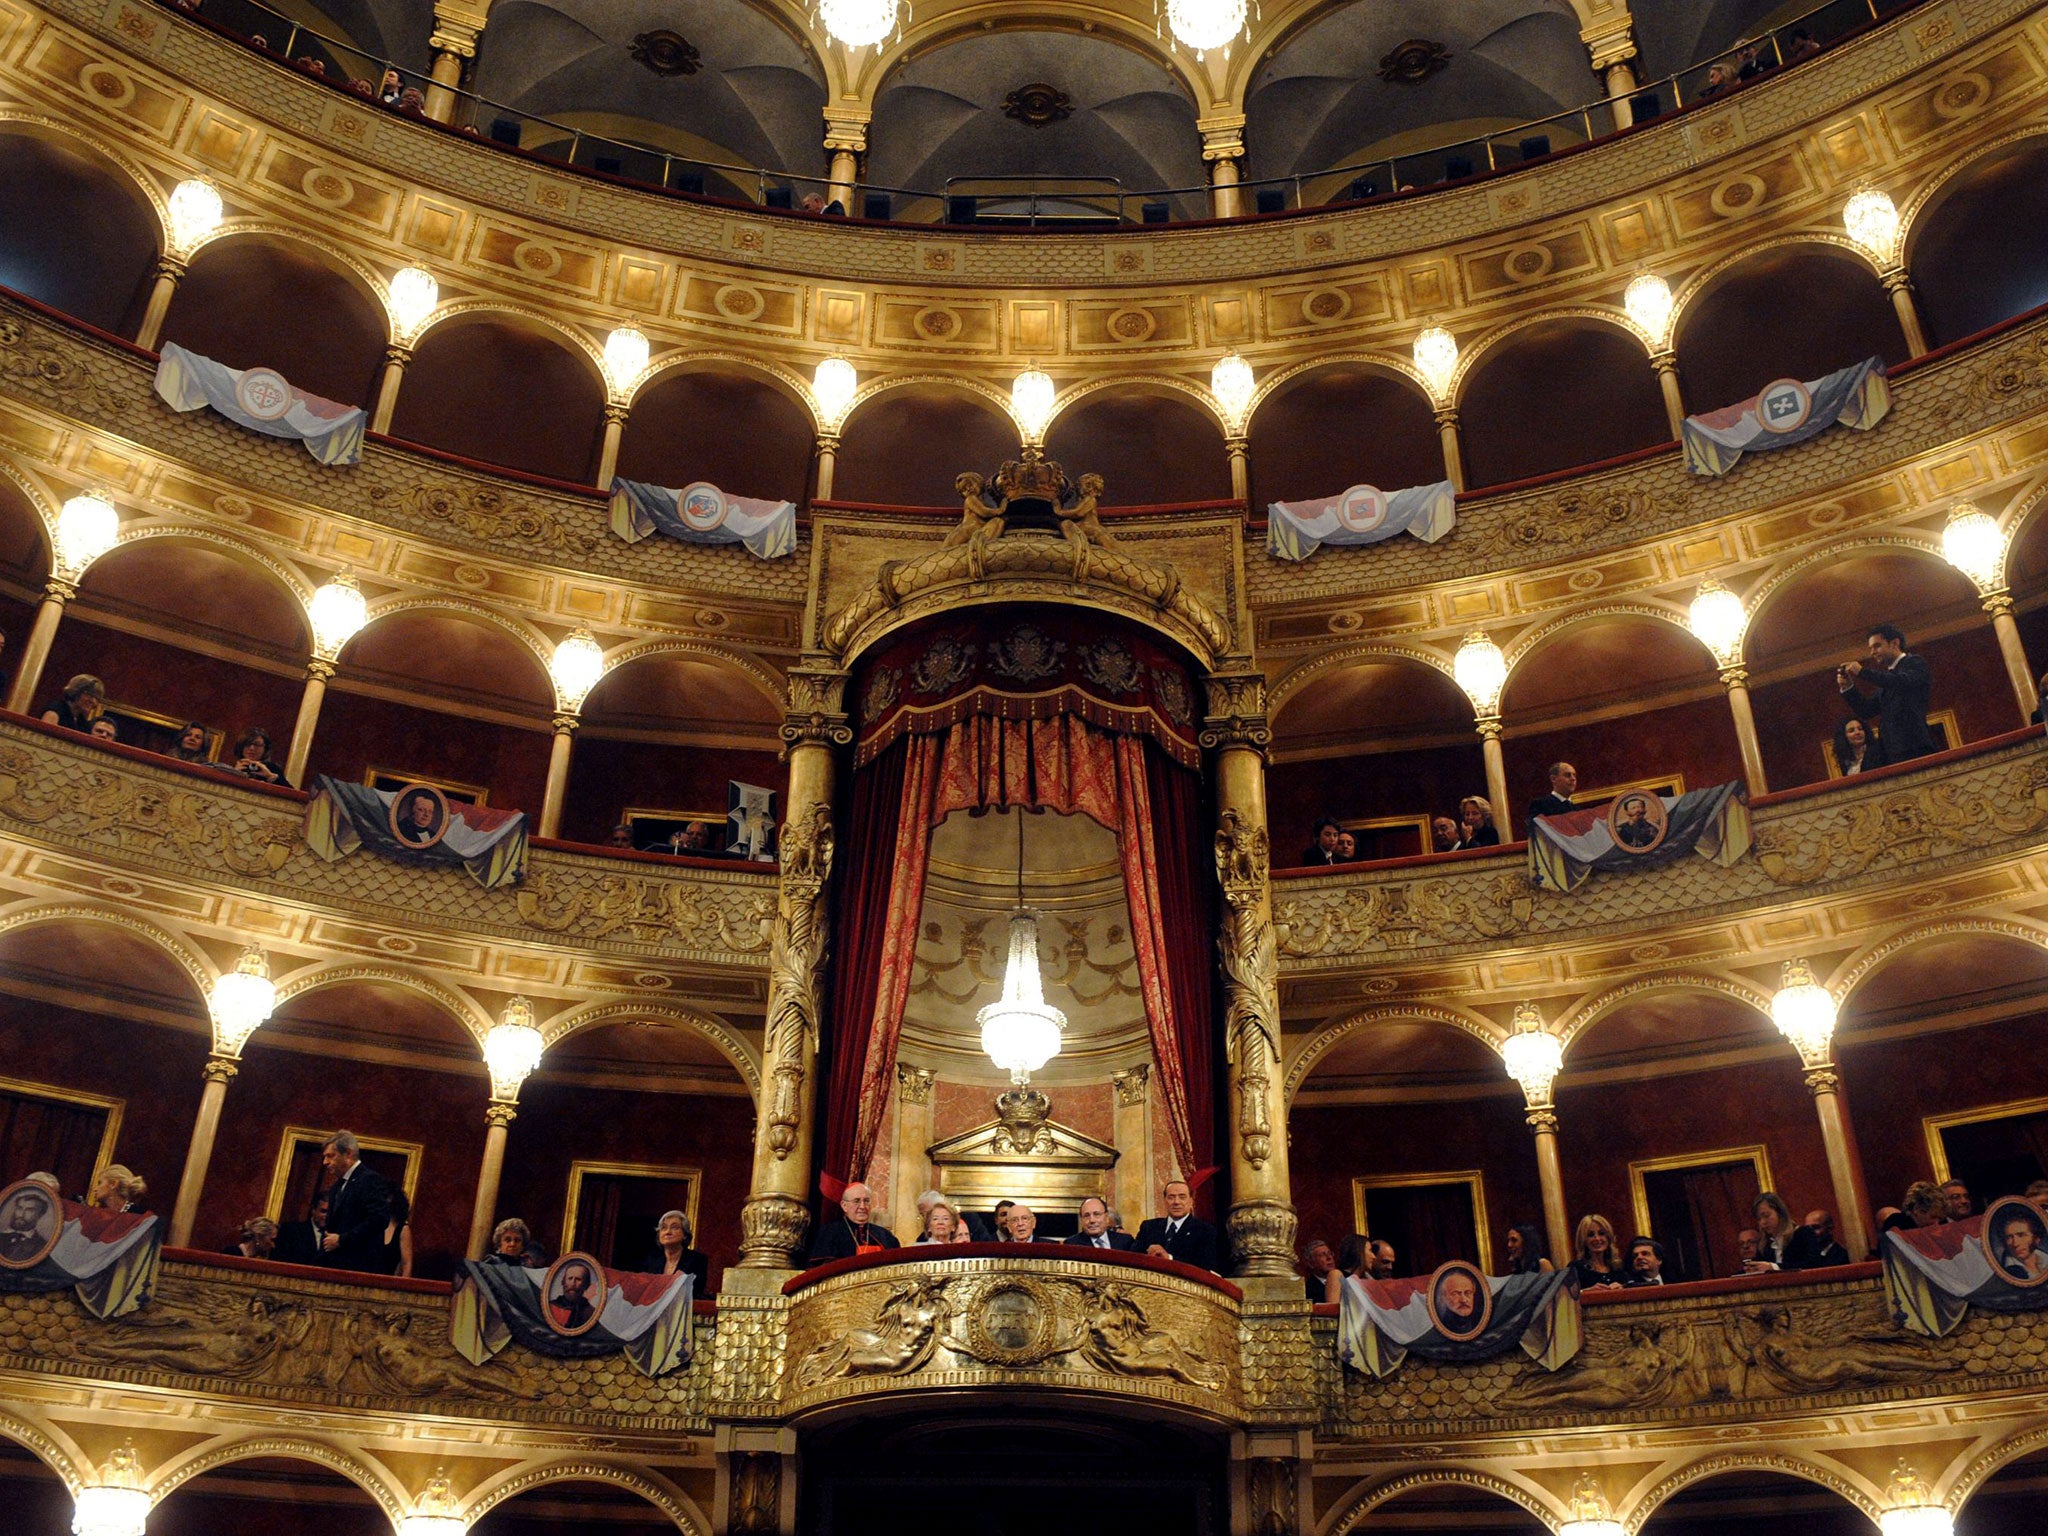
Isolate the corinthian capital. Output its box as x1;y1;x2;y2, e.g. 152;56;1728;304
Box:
428;0;489;56
1200;669;1271;753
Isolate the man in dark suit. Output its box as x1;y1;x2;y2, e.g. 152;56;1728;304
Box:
806;1182;899;1263
1064;1196;1136;1253
1838;623;1936;765
1528;761;1578;821
1300;1238;1336;1302
1800;1210;1851;1268
1133;1179;1221;1272
1002;1204;1060;1244
317;1131;394;1272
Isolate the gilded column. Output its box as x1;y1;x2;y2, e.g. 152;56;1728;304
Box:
465;1102;518;1259
370;344;411;435
1650;351;1686;439
1805;1061;1874;1264
596;402;630;489
1883;269;1931;357
166;1055;237;1247
538;713;578;839
1200;117;1247;219
1225;436;1250;504
738;665;847;1269
822;110;869;212
1475;715;1512;839
1433;407;1466;491
1527;1104;1572;1268
135;255;186;352
813;432;840;503
1717;661;1770;797
1982;590;2040;723
1583;12;1640;129
890;1065;936;1239
424;3;486;124
283;657;335;789
5;573;76;715
1110;1064;1153;1226
1204;668;1296;1279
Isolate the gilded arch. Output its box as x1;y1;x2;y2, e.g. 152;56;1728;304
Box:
174;222;396;339
1242;352;1433;437
0;109;170;242
407;299;611;389
1554;971;1777;1054
1042;372;1235;440
1268;640;1464;726
0;1405;87;1491
627;348;821;428
1284;1002;1506;1103
1741;531;1955;656
271;960;497;1050
1500;598;1707;681
1827;916;2048;1004
463;1457;706;1533
1453;304;1659;411
147;1435;405;1521
594;637;788;716
1323;1466;1560;1535
0;899;216;999
98;522;316;643
350;596;560;697
1620;1450;1885;1531
539;998;762;1100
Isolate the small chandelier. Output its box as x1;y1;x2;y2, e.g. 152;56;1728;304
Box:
1843;187;1903;268
1558;1474;1624;1536
1687;577;1748;668
483;996;545;1101
1501;1001;1563;1104
208;945;276;1057
1413;325;1459;404
1623;271;1675;350
309;571;369;660
1941;502;2007;592
816;0;903;49
1210;352;1255;431
1453;630;1507;717
166;178;224;257
55;492;121;577
1011;366;1056;444
1878;1462;1952;1536
396;1468;467;1536
550;627;606;712
811;357;858;430
1159;0;1254;59
602;326;650;398
72;1442;150;1536
977;811;1067;1084
1771;958;1838;1061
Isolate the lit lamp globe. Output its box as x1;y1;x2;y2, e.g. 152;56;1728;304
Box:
602;326;650;398
1878;1463;1953;1536
1558;1474;1624;1536
1941;502;2007;592
1623;271;1675;350
166;178;224;256
1413;326;1459;404
811;356;858;430
1453;630;1508;717
309;571;369;660
1687;577;1748;668
72;1445;149;1536
55;492;120;577
1770;958;1838;1061
207;945;275;1057
1500;1002;1563;1104
386;266;439;341
816;0;899;48
1843;187;1903;267
484;997;545;1101
1011;367;1056;444
396;1470;466;1536
1211;352;1255;430
977;911;1068;1085
550;628;606;713
1162;0;1250;58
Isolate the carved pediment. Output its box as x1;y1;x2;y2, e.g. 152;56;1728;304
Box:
928;1094;1117;1170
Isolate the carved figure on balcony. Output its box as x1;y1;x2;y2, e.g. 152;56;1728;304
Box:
67;1291;309;1377
1076;1280;1226;1390
791;1277;953;1389
1724;1305;1942;1393
1499;1320;1704;1410
344;1309;539;1399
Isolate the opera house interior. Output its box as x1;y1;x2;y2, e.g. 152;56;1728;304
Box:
13;0;2048;1530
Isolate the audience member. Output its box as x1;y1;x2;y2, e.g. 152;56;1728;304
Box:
1802;1210;1850;1268
1571;1214;1627;1289
1902;1181;1947;1228
89;717;118;743
658;820;719;856
1066;1195;1134;1252
86;1164;147;1213
1304;819;1343;865
989;1200;1015;1240
41;674;106;733
1502;1223;1552;1275
1454;796;1501;849
1784;27;1820;62
808;1182;898;1262
1745;1192;1830;1272
1940;1179;1974;1221
2034;673;2048;726
397;86;427;113
1004;1204;1055;1244
1626;1237;1666;1285
1736;1229;1761;1267
377;67;402;103
1327;1233;1371;1304
643;1209;710;1290
223;1218;278;1259
169;722;212;763
1299;1237;1336;1299
318;1131;395;1271
606;823;635;848
1431;816;1460;852
916;1203;960;1243
275;1193;329;1265
1529;762;1578;820
1698;61;1735;100
1874;1207;1910;1243
1134;1179;1220;1271
1336;830;1357;861
230;727;284;784
1107;1205;1127;1236
1833;717;1877;776
1368;1239;1398;1280
917;1187;990;1240
383;1187;413;1278
1838;623;1936;767
484;1217;547;1268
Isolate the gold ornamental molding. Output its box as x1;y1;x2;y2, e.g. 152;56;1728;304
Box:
465;1461;706;1534
1283;1002;1508;1101
539;997;762;1097
1328;1469;1560;1535
149;1437;405;1523
271;960;498;1047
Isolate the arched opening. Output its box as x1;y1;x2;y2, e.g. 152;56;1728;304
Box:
388;314;607;483
561;650;785;848
0;1433;69;1532
312;608;556;814
1458;320;1671;486
474;1476;684;1536
0;914;211;1210
1674;245;1909;413
0;129;157;333
1909;136;2048;344
1043;389;1230;505
1837;931;2048;1226
834;384;1019;505
1629;0;1800;78
1290;1018;1534;1282
1246;364;1445;507
503;1016;755;1287
1268;655;1480;863
1558;986;1824;1284
0;475;51;694
1637;1468;1872;1534
1744;547;2004;791
2009;499;2048;690
1498;614;1739;840
150;1454;388;1536
40;536;308;756
1960;1441;2048;1533
203;976;490;1276
1346;1481;1549;1535
617;367;814;504
157;236;388;408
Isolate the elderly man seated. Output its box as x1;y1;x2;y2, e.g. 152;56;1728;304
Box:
808;1182;898;1262
1064;1195;1134;1252
1002;1204;1058;1244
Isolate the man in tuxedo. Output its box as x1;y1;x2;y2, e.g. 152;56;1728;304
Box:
1368;1239;1398;1280
1528;761;1578;821
806;1182;898;1263
1065;1196;1135;1253
1134;1179;1221;1272
1838;623;1936;765
1626;1237;1667;1286
1003;1204;1058;1244
1801;1210;1851;1268
317;1131;394;1272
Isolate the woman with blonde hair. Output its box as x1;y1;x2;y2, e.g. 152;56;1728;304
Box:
917;1202;962;1243
1570;1214;1627;1290
86;1165;147;1213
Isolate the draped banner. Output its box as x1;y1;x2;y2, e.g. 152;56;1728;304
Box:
824;610;1212;1189
1336;1264;1580;1378
305;776;528;889
1682;357;1890;477
452;1256;694;1377
1528;780;1751;893
1266;480;1457;561
153;343;366;465
0;1180;160;1319
609;478;797;561
1884;1199;2048;1337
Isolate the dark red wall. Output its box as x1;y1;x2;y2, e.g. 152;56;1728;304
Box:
1501;694;1743;838
1247;368;1445;508
1268;740;1484;866
34;617;303;746
560;738;787;844
497;1078;755;1291
1458;322;1672;489
303;689;555;813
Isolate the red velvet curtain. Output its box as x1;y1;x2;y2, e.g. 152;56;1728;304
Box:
820;710;1213;1188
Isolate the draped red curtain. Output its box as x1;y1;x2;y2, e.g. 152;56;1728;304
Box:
820;704;1213;1190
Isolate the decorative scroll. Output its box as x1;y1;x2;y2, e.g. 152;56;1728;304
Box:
1683;357;1890;477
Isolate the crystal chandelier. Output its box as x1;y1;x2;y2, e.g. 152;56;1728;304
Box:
1622;271;1675;350
1500;1002;1563;1104
386;267;440;341
208;945;276;1057
55;493;120;577
1160;0;1253;59
1011;366;1056;444
1941;502;2007;592
1210;352;1255;431
309;571;369;660
1687;577;1748;668
550;627;606;712
976;812;1067;1084
1771;958;1838;1061
483;996;545;1101
816;0;902;50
